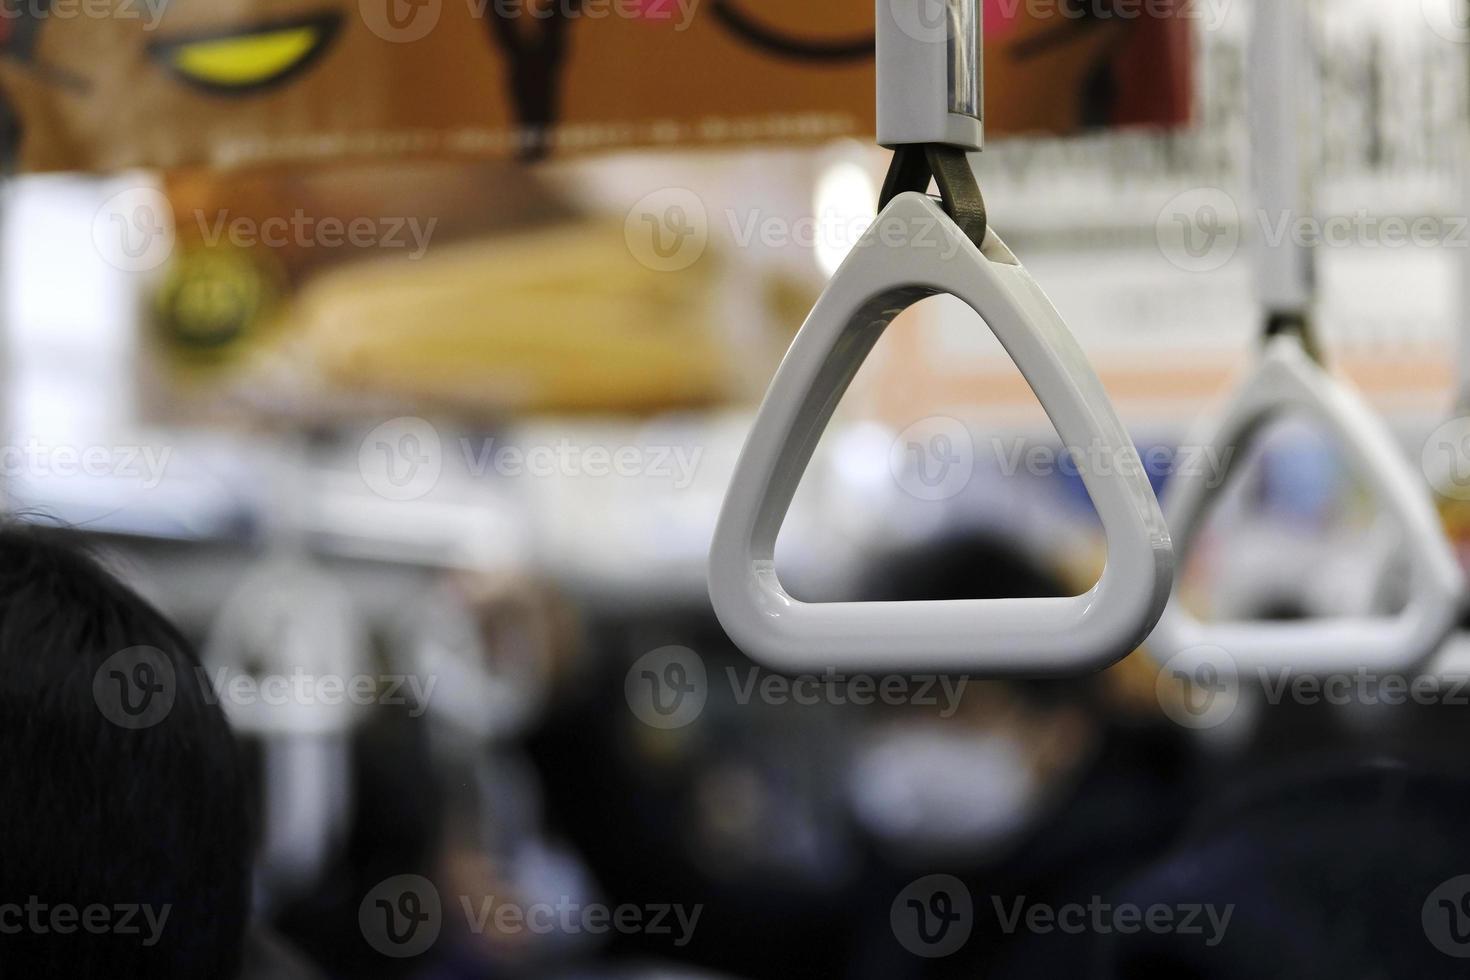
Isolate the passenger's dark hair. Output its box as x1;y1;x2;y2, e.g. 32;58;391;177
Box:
0;522;252;978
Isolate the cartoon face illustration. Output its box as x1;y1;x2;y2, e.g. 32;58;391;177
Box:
0;1;520;171
0;0;1184;173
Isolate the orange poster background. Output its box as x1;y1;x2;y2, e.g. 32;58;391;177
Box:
0;0;1192;173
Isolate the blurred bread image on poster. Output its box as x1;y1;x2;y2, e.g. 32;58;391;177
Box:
3;0;1191;420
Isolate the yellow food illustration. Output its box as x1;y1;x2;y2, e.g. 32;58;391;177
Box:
295;222;733;414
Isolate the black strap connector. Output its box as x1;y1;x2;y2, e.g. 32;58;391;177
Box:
878;144;987;248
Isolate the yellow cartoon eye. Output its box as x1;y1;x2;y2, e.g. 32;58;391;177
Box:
148;13;342;95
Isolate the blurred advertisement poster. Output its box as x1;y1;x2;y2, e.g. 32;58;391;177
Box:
0;0;1193;173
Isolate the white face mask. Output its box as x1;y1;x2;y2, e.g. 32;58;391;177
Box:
847;726;1044;861
398;582;550;743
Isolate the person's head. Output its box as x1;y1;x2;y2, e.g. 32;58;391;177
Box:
0;521;252;978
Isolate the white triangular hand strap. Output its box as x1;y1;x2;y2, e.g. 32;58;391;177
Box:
1150;334;1463;676
708;192;1174;674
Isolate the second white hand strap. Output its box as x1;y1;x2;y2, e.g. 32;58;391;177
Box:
1150;336;1463;675
1148;0;1464;678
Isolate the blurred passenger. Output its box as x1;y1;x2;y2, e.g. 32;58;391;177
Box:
0;522;257;978
1101;758;1470;980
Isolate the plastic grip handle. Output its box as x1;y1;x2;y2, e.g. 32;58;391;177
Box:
1149;335;1463;676
708;193;1174;675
